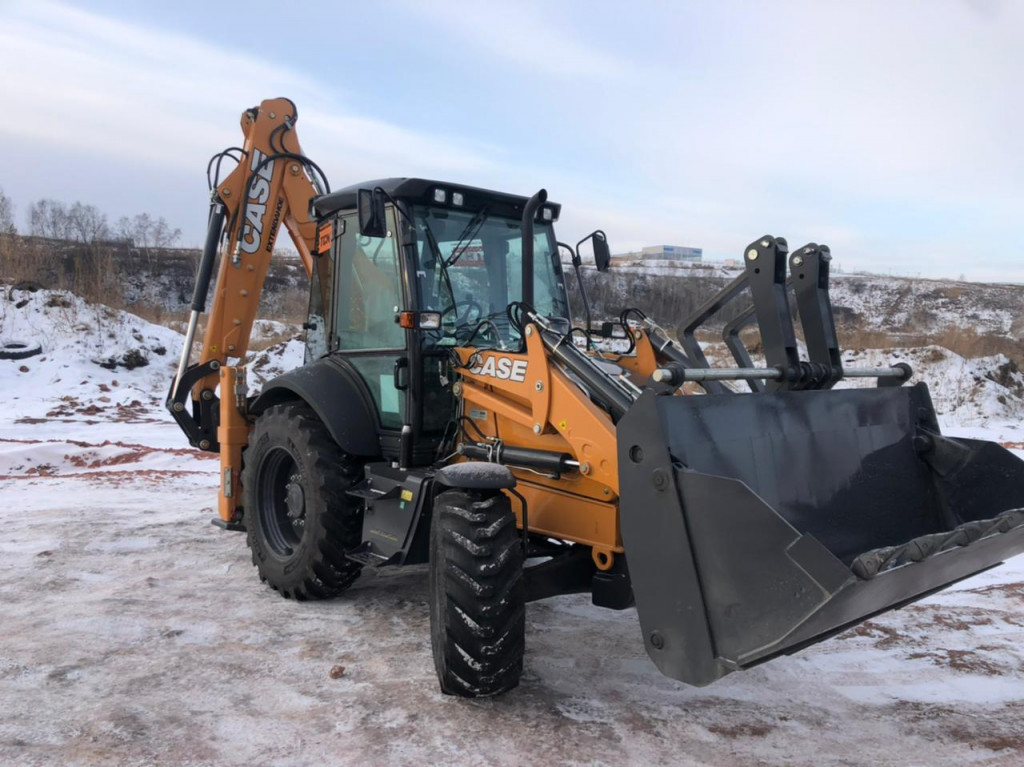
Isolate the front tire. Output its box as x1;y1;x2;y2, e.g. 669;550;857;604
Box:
242;402;363;600
429;489;525;697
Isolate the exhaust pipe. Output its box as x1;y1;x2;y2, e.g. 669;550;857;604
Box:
520;189;547;308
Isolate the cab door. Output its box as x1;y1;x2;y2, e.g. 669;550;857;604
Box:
331;208;408;433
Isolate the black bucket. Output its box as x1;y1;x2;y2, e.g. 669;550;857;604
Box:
617;384;1024;686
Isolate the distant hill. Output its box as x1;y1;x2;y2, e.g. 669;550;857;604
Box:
568;259;1024;364
0;234;305;320
2;233;1019;365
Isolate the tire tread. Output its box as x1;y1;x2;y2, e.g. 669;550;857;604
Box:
242;402;364;600
430;489;525;697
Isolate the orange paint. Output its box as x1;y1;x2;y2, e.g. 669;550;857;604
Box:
457;326;622;550
317;221;333;254
196;98;321;520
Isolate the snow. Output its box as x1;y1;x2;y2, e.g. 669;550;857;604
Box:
828;272;1024;337
3;288;1024;765
838;345;1024;427
250;318;301;349
248;338;305;388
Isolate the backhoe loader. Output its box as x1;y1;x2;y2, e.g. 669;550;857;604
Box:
169;98;1024;697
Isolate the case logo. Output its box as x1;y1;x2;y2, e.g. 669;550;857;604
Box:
470;356;528;382
240;148;275;254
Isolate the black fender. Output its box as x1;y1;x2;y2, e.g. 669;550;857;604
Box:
250;356;380;457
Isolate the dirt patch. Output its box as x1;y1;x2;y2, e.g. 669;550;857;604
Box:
966;582;1024;605
987;359;1024;398
38;395;157;423
25;463;57;476
46;395;101;418
44;294;73;308
81;468;210;484
842;620;912;649
906;648;1003;675
947;710;1024;753
706;722;775;738
0;437;216;480
94;348;150;371
65;446;153;469
944;649;1003;675
0;437;214;458
894;701;1024;753
905;605;996;632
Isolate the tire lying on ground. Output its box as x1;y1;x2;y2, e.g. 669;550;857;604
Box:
0;340;42;360
430;489;526;697
241;402;364;600
6;281;44;301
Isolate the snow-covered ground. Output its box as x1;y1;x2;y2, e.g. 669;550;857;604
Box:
3;290;1024;765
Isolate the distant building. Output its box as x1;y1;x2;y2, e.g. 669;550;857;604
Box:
610;244;703;264
640;245;702;261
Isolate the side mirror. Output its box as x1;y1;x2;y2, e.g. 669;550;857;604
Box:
577;230;611;272
357;188;388;238
593;231;611;272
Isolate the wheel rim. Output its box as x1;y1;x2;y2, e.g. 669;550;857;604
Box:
257;446;305;558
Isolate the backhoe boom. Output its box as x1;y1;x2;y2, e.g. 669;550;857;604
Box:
168;97;327;522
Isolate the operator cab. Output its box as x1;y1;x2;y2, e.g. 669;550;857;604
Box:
309;178;571;463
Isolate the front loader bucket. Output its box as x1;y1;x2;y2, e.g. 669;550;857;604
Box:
617;384;1024;686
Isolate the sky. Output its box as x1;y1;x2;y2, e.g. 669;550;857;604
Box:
0;0;1021;282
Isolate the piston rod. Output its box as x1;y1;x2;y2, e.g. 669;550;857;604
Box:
652;364;912;384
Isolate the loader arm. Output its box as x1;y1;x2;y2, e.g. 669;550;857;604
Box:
167;97;327;523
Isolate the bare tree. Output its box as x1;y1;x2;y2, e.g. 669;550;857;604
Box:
149;216;182;249
28;199;112;244
116;212;182;250
66;202;111;244
0;187;15;235
116;213;143;245
27;199;73;240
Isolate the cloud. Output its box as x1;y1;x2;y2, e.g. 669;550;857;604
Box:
0;1;495;183
516;2;1024;280
397;0;633;80
0;1;1020;282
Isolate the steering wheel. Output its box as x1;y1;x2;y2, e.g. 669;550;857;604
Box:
442;299;483;326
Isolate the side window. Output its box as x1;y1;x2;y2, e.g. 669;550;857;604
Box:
304;236;333;363
334;212;405;351
332;209;408;430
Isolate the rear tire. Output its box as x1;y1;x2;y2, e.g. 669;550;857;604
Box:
429;489;525;697
242;402;363;600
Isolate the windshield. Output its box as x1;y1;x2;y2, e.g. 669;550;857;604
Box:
412;205;569;347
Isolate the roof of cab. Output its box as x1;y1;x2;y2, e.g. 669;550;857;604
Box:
311;178;560;221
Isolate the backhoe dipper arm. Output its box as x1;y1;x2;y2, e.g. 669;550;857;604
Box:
168;97;326;452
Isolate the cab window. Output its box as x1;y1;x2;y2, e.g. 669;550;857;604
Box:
334;214;404;351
